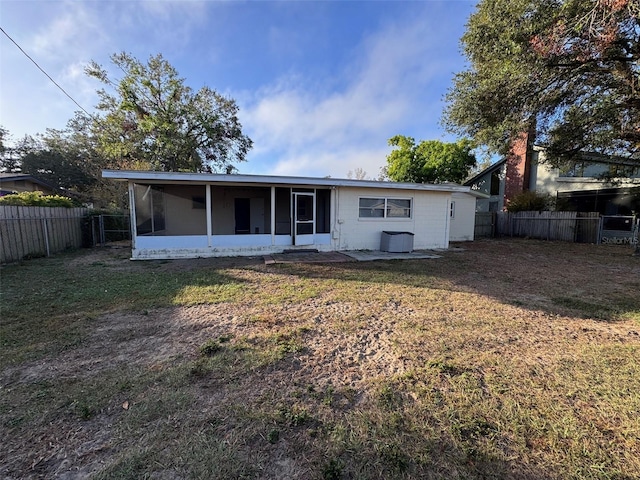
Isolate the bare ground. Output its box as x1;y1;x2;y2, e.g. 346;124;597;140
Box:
1;239;639;479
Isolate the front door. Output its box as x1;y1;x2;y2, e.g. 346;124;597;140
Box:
294;193;315;245
234;198;250;234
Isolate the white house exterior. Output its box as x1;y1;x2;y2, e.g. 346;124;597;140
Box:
103;170;477;259
449;191;482;241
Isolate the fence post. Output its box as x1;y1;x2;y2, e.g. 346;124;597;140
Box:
42;218;50;257
99;214;106;246
597;216;603;244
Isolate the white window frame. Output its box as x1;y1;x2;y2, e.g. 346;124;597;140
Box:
450;201;455;218
358;196;412;219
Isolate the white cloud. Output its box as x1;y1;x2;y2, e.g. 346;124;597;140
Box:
241;6;461;178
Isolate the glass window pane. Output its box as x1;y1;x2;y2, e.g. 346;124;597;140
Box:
359;198;385;218
359;198;384;208
387;198;411;218
297;223;313;235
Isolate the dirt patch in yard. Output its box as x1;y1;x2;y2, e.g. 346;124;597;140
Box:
1;239;639;479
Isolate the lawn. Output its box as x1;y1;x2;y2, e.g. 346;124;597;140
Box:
1;239;639;479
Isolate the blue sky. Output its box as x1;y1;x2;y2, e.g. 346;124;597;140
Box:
1;0;477;178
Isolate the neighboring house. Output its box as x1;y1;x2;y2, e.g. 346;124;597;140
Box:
103;170;479;259
465;132;640;214
464;159;507;212
0;173;59;197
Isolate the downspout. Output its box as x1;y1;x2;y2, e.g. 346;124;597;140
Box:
333;186;340;249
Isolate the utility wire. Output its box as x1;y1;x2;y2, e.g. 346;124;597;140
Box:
1;26;94;118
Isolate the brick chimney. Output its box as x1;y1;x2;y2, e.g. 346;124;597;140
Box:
504;128;535;209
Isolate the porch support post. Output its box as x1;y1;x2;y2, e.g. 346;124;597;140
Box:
128;181;137;250
206;184;212;247
270;186;276;245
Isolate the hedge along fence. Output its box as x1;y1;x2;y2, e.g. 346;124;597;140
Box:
0;206;88;264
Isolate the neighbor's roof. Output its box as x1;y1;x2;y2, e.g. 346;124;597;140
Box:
463;159;506;187
0;173;58;191
102;170;474;194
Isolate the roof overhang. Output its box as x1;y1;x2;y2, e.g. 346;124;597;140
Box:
102;170;472;194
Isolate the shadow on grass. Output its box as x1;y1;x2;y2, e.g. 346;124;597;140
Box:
266;238;640;323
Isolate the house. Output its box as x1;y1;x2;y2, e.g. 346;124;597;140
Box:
0;173;59;197
102;169;479;259
465;131;640;214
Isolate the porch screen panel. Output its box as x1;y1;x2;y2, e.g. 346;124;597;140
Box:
316;189;331;233
275;188;291;235
162;185;207;235
134;184;166;235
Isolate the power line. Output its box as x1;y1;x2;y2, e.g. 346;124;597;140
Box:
1;26;94;118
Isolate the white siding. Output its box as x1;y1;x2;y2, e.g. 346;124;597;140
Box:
449;192;476;242
334;187;451;250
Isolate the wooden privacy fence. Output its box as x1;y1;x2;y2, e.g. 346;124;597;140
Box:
494;211;601;243
0;206;88;263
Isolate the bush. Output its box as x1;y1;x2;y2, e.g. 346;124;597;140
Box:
506;191;553;212
0;191;75;208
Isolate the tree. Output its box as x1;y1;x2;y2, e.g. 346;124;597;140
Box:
0;120;125;208
385;136;476;184
0;127;22;173
19;136;95;192
86;52;252;172
443;0;640;166
347;167;369;180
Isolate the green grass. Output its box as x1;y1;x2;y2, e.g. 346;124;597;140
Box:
1;240;639;479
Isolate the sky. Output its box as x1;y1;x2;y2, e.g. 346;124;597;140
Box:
0;0;477;178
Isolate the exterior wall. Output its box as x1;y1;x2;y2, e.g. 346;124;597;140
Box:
334;186;450;250
468;163;506;212
449;193;476;241
210;186;271;235
128;181;461;259
532;150;640;196
163;185;207;235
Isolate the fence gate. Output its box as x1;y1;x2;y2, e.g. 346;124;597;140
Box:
91;214;131;246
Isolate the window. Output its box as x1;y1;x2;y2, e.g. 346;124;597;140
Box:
359;197;411;219
450;201;455;218
490;170;501;195
359;198;385;218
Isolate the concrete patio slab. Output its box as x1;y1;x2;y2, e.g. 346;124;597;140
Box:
340;250;442;261
264;249;443;264
264;251;355;264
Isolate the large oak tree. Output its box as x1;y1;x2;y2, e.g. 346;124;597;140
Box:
86;52;252;173
444;0;640;165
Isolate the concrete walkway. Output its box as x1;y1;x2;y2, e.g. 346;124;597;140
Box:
264;249;442;264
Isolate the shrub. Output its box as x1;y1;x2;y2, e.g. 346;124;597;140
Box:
0;191;75;208
506;190;553;212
